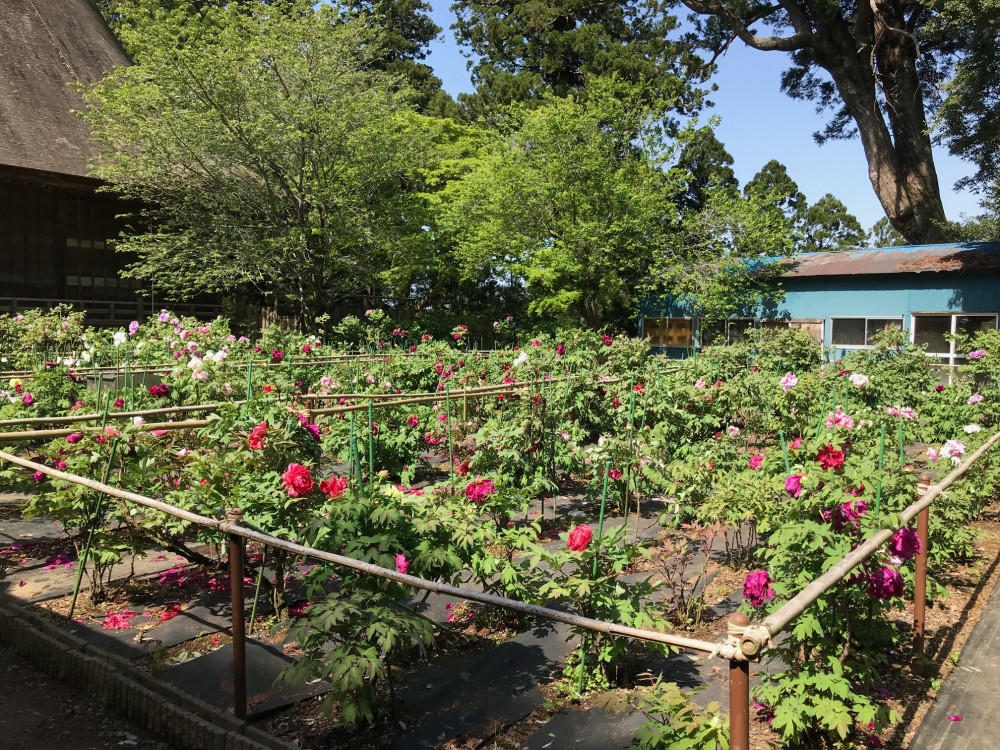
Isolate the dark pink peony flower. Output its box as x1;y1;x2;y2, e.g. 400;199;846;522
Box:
749;454;763;470
66;433;83;444
271;349;284;362
888;526;922;560
465;477;496;503
743;570;775;608
868;567;904;599
395;554;409;574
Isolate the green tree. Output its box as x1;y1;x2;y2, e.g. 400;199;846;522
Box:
435;81;686;327
647;182;793;320
674;125;738;211
868;217;907;247
933;0;1000;195
452;0;711;115
796;193;866;253
81;0;441;328
743;159;806;219
677;0;958;244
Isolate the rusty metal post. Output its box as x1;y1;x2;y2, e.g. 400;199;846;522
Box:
913;474;931;660
227;508;248;721
729;612;750;750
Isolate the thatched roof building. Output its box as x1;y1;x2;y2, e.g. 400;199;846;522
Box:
0;0;220;325
0;0;129;179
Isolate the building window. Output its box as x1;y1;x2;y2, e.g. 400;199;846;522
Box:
701;318;755;347
912;313;997;366
643;317;693;347
761;318;825;344
830;317;903;349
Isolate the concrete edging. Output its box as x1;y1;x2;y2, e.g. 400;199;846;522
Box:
0;597;298;750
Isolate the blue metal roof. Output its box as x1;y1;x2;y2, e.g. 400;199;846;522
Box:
780;242;1000;278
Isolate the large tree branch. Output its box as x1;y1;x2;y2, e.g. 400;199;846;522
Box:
681;0;814;52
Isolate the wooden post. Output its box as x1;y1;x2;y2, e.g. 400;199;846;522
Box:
913;474;931;660
729;612;751;750
227;508;248;721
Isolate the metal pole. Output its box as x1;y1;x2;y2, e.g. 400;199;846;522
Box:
913;474;931;662
227;507;248;721
729;611;751;750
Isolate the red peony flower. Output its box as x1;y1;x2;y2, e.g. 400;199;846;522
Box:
248;421;267;450
319;475;348;499
281;463;313;497
814;444;845;471
567;524;593;552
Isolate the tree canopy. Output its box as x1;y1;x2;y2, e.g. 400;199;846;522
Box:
81;0;441;327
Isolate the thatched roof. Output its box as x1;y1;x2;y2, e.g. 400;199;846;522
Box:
0;0;129;178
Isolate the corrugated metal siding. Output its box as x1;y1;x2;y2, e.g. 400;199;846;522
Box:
641;271;1000;354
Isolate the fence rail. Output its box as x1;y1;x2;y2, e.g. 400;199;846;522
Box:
2;427;998;748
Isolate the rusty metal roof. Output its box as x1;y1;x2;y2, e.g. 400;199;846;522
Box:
0;0;130;178
783;243;1000;278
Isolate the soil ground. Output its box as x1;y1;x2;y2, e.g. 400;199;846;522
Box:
0;641;174;750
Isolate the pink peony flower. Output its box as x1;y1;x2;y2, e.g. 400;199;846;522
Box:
968;349;986;359
567;524;593;552
968;393;983;405
743;570;775;608
301;344;312;354
395;554;409;574
779;372;797;392
926;447;939;462
790;437;804;450
609;468;623;480
281;463;314;497
21;393;33;405
749;454;763;470
693;379;705;389
407;415;419;427
128;320;139;336
727;425;740;437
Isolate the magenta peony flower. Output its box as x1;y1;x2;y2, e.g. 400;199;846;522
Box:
395;554;409;574
602;334;613;346
271;349;284;363
66;433;83;444
743;570;775;608
556;343;565;355
785;473;805;498
567;524;593;552
868;567;904;599
968;349;986;359
465;477;496;503
301;344;312;354
888;526;922;560
21;393;33;406
407;415;419;427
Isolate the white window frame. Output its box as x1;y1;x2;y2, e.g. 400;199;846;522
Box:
910;312;998;367
830;316;904;350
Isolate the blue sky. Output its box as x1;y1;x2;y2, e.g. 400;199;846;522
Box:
423;4;981;233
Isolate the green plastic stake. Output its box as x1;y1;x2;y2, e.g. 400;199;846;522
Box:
68;438;119;620
779;431;791;474
248;548;266;634
577;461;612;695
874;423;887;517
898;419;905;466
101;390;112;431
445;383;455;491
367;400;375;494
815;395;828;438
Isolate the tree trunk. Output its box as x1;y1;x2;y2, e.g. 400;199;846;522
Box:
680;0;951;245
